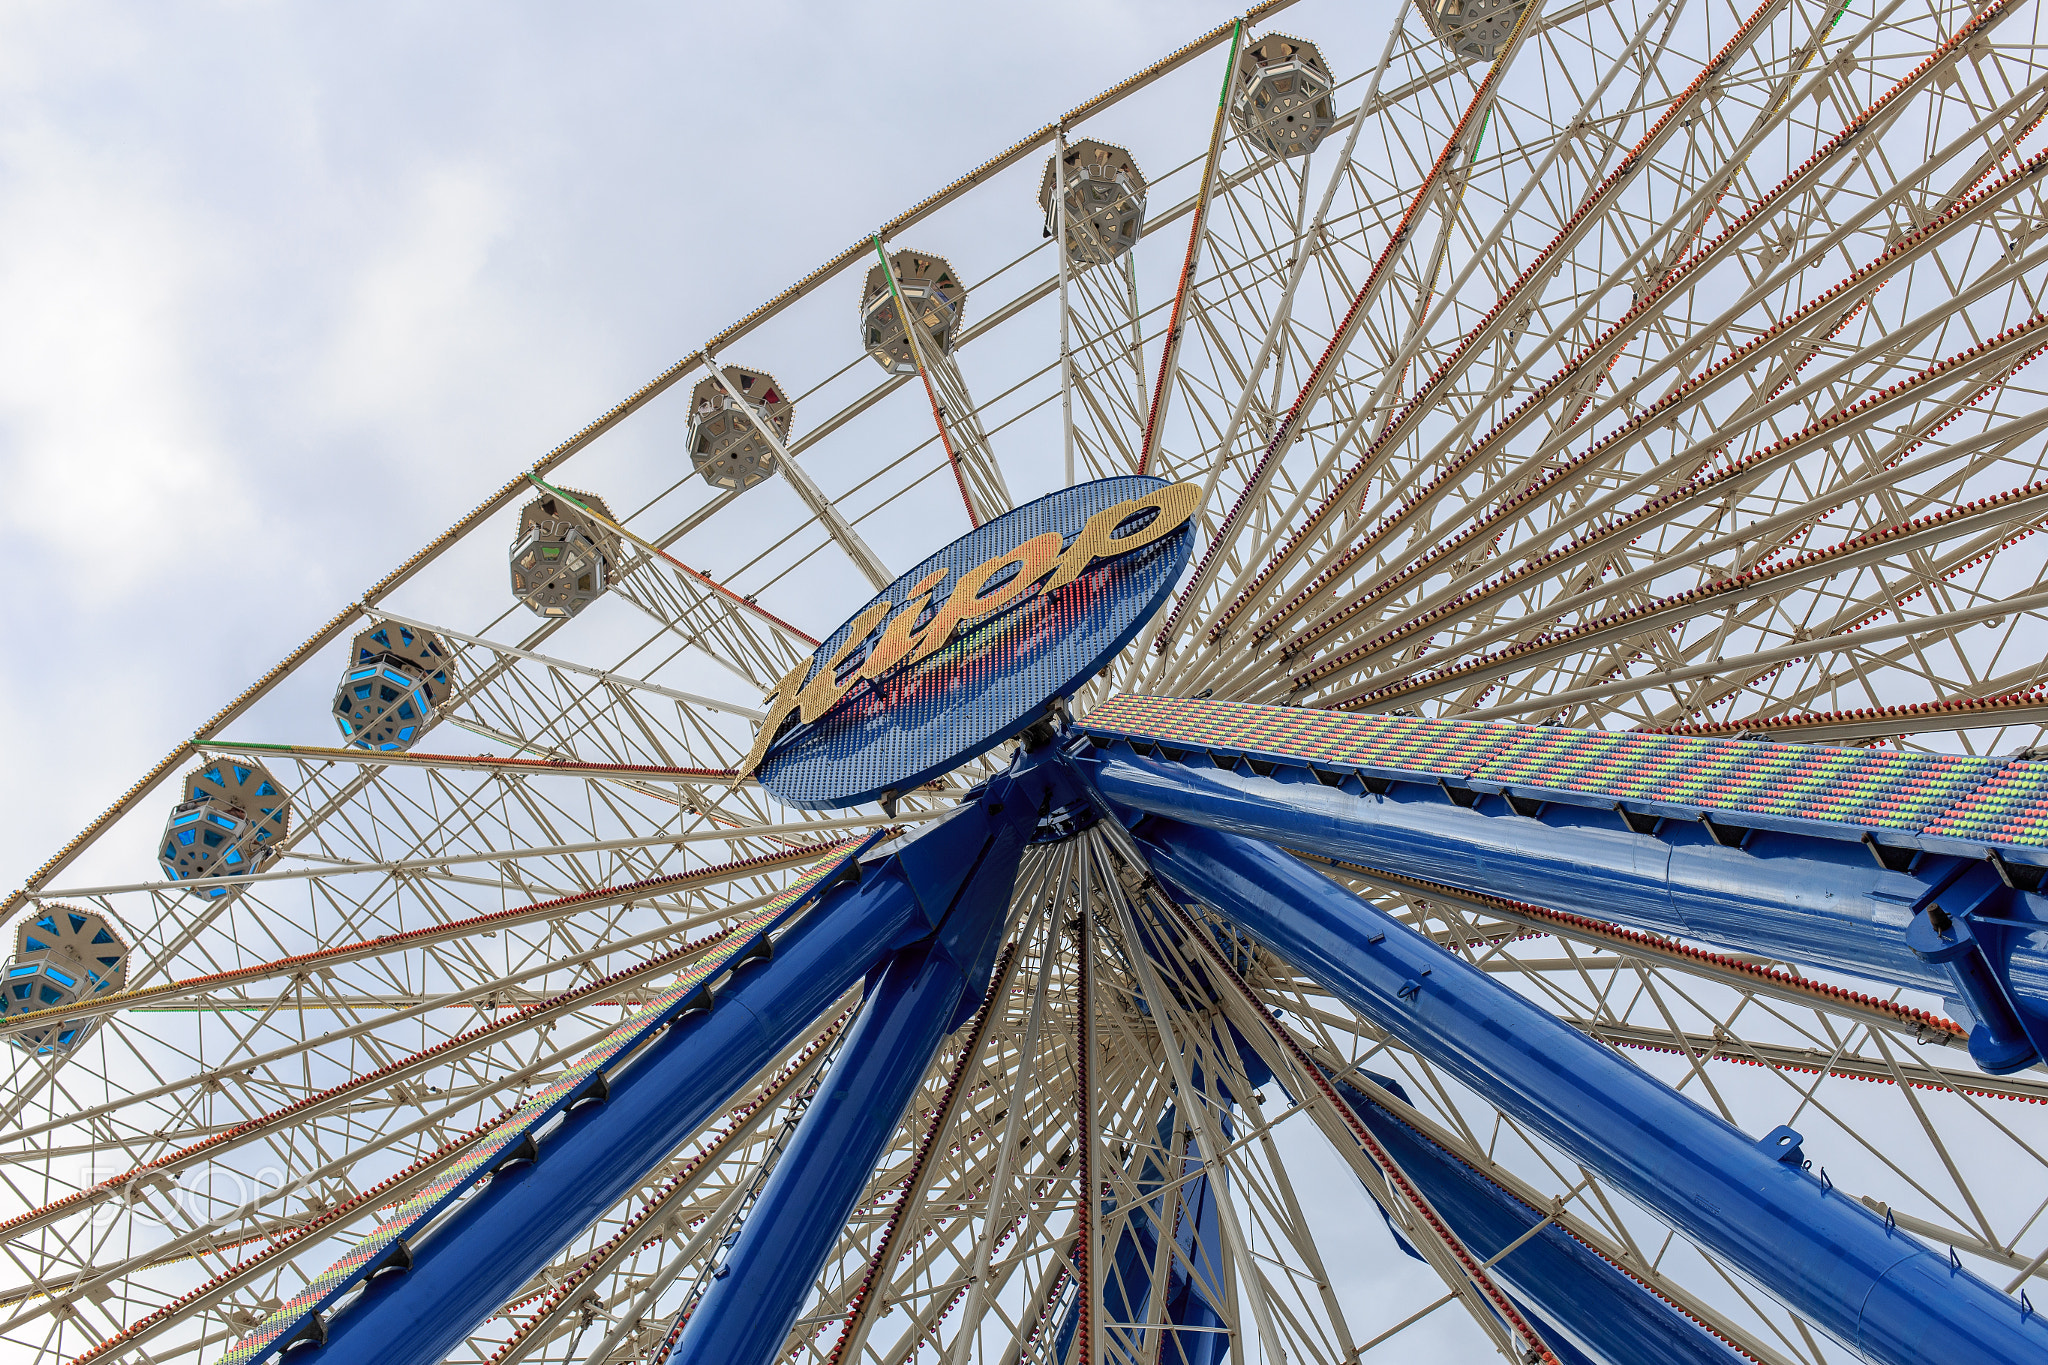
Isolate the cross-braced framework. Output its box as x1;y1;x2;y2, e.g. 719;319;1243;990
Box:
9;1;2048;1361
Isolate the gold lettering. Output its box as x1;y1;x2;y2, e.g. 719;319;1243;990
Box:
737;481;1203;775
798;600;895;723
857;568;949;684
907;531;1064;667
1041;480;1201;596
733;658;810;784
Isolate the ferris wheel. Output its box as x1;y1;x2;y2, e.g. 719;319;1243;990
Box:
11;1;2048;1362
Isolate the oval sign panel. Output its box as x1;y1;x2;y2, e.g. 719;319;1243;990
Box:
738;476;1198;809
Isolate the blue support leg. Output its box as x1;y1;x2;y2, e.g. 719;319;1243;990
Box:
1150;1125;1229;1365
666;764;1038;1365
670;939;981;1364
1324;1068;1746;1364
308;763;1047;1365
305;865;922;1365
1124;813;2048;1365
1049;1106;1230;1365
1078;744;2048;1072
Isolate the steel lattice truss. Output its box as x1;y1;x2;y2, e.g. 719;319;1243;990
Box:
7;1;2048;1361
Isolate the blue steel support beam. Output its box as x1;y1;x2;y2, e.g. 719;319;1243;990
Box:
666;757;1046;1365
1049;1106;1229;1365
1120;812;2048;1365
304;867;916;1365
671;940;983;1364
307;764;1047;1365
1324;1068;1744;1365
1129;876;1738;1364
1079;742;2048;1072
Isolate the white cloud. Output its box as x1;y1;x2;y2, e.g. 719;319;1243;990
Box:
310;166;518;423
0;117;251;601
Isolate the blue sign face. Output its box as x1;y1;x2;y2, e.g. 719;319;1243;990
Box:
738;476;1199;809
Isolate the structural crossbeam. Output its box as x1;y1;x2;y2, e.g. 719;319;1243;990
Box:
1079;695;2048;1073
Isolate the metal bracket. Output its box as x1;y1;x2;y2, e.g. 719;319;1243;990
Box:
1699;814;1750;849
1757;1125;1806;1165
1613;803;1660;835
1907;868;2045;1074
368;1240;413;1280
568;1071;611;1112
491;1131;540;1175
282;1312;327;1352
1863;832;1917;873
1990;847;2046;893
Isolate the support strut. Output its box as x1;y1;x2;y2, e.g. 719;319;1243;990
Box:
1122;814;2048;1365
305;764;1045;1365
300;864;921;1365
664;766;1035;1365
1077;728;2048;1073
669;941;989;1364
